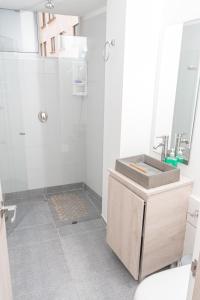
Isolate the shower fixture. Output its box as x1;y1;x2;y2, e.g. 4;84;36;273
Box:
38;111;48;123
45;0;54;9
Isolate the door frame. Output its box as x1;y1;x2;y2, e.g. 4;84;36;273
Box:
0;183;13;300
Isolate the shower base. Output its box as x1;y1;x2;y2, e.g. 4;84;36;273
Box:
4;183;102;226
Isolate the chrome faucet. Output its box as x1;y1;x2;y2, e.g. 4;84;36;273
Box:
153;135;169;161
175;133;189;156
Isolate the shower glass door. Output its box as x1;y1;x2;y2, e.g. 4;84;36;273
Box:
0;53;28;193
0;53;87;197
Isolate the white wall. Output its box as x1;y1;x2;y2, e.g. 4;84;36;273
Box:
102;0;165;221
120;0;164;157
102;0;127;220
150;0;200;254
80;11;106;196
151;0;200;199
102;0;200;248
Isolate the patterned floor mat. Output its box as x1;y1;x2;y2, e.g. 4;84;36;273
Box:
48;190;101;226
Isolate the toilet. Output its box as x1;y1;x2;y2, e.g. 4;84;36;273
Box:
134;265;191;300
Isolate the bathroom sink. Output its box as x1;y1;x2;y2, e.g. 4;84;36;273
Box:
115;154;180;189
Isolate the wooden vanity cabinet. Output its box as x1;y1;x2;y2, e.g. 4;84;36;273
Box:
106;170;193;280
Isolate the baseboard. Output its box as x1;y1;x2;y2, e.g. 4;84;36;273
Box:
4;182;102;206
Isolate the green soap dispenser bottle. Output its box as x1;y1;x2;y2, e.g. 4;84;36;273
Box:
176;148;184;163
164;148;178;167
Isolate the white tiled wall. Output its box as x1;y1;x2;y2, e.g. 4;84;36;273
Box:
0;53;86;193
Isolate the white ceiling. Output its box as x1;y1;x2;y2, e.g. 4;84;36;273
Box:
0;0;106;16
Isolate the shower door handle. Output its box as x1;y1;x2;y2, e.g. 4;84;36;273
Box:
0;205;17;223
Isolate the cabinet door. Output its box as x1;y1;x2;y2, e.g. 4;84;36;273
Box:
106;176;144;280
140;185;191;279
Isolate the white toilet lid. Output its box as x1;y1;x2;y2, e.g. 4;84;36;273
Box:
134;265;191;300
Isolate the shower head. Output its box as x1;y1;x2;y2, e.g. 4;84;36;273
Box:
45;0;54;9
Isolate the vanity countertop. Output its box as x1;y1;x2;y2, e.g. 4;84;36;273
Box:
108;168;193;201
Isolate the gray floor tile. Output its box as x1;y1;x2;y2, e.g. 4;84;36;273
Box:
5;189;46;202
9;240;71;299
6;199;53;233
61;228;106;256
58;218;105;237
7;190;138;300
8;224;58;248
14;282;80;300
74;268;137;300
5;195;47;208
64;250;125;281
61;228;130;281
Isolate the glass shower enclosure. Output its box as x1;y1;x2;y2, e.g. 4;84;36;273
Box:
0;54;87;195
0;8;103;228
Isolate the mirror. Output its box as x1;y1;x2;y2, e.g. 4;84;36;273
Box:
153;20;200;165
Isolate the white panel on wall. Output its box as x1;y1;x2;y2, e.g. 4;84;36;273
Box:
80;12;106;196
102;0;127;220
102;0;165;221
120;0;165;158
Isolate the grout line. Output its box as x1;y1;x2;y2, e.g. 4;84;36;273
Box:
59;226;106;239
47;196;105;299
49;203;81;299
7;188;137;299
47;199;75;277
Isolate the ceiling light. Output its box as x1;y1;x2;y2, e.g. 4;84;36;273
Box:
45;0;54;9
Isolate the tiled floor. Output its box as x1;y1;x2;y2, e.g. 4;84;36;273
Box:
6;190;138;300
